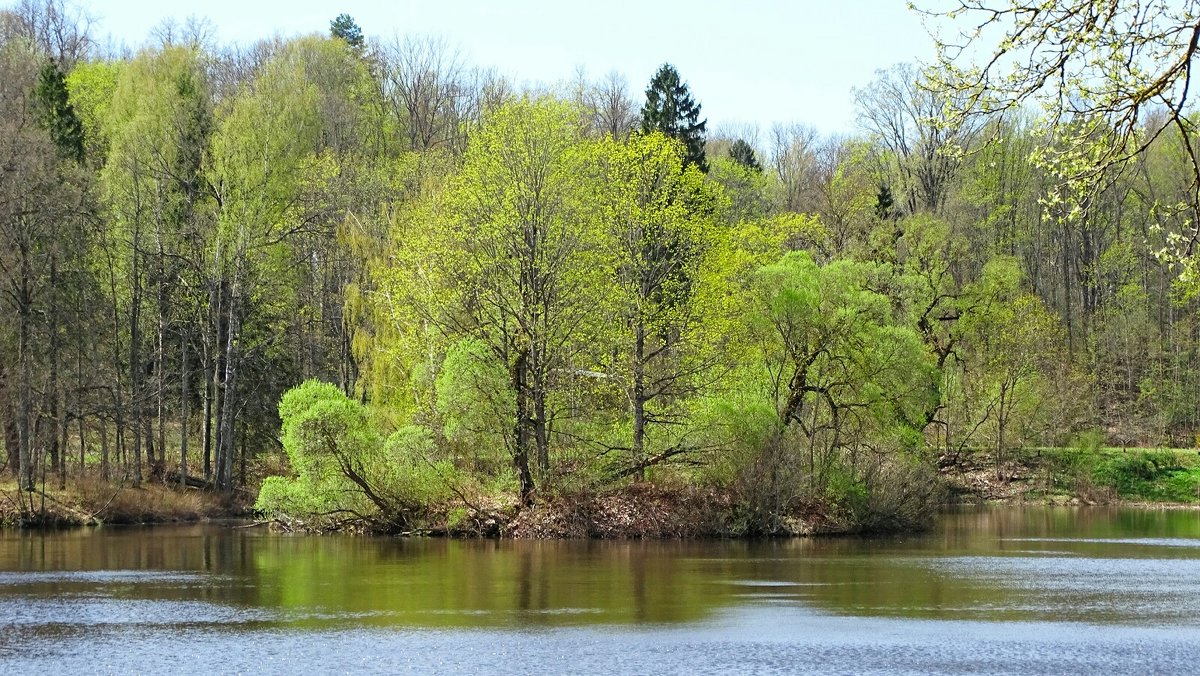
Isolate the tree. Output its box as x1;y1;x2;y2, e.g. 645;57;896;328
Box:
769;123;821;213
919;0;1200;282
854;63;981;216
100;45;213;486
33;57;82;161
329;13;363;50
592;132;724;480
381;35;469;152
1;0;93;69
255;380;454;530
959;261;1067;478
0;37;90;493
729;138;761;172
206;37;330;491
392;97;607;504
582;70;637;141
640;63;707;171
752;252;935;487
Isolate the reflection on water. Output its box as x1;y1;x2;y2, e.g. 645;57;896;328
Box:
0;506;1197;674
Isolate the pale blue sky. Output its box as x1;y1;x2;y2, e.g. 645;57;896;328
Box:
79;0;934;137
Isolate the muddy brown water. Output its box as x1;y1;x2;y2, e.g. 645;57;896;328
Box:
0;506;1197;674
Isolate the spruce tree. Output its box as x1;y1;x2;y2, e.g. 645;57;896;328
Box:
640;64;707;171
729;139;761;172
33;59;84;163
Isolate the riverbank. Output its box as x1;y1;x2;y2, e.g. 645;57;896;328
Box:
0;477;246;528
0;477;858;536
6;446;1198;532
941;446;1200;506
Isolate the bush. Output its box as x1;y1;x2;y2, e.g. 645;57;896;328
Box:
726;426;940;535
255;380;455;530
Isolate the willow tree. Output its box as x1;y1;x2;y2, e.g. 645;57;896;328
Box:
752;252;936;489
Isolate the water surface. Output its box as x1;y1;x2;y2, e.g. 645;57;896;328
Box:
1;506;1197;674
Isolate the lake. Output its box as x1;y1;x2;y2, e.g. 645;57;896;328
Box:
0;506;1197;674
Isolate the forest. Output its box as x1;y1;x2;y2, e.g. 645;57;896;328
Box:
2;0;1200;534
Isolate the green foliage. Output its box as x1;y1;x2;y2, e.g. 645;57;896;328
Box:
256;380;456;529
435;338;514;468
64;59;121;160
1092;451;1200;503
640;63;707;171
754;251;937;436
330;13;365;49
14;19;1200;535
696;252;942;533
33;58;83;162
706;153;773;223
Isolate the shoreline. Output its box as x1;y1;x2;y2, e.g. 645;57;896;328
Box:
3;446;1197;535
4;477;1197;536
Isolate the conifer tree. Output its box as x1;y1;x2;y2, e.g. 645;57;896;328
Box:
640;64;707;171
330;14;364;50
729;138;761;172
33;58;84;163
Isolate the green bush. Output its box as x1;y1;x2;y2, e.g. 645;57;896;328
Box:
255;380;455;530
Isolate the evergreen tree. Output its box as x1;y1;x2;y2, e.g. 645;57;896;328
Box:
729;138;761;172
875;183;895;221
640;64;707;171
330;13;364;50
33;58;84;163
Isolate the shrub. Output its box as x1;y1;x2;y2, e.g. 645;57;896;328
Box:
255;380;454;530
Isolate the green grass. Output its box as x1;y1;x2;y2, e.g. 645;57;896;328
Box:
1014;446;1200;503
1090;450;1200;502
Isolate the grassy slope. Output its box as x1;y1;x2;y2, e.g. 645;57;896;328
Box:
946;446;1200;505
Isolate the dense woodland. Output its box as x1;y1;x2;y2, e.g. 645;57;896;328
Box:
2;1;1200;532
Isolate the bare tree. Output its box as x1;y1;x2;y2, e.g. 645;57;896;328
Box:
1;0;92;69
382;35;469;152
769;123;822;213
854;63;981;216
584;70;637;140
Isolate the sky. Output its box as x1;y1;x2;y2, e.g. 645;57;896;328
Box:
77;0;937;138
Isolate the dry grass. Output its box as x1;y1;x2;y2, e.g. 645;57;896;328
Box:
0;473;245;526
72;477;238;524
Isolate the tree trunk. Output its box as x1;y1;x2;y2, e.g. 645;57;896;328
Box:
77;340;85;473
129;272;143;488
99;417;109;481
511;348;534;505
631;321;646;482
996;384;1009;482
533;386;549;479
216;287;240;494
48;255;62;488
156;281;166;480
180;329;189;490
17;298;33;492
204;279;223;482
2;362;17;474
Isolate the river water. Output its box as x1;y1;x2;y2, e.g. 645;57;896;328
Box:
0;507;1197;674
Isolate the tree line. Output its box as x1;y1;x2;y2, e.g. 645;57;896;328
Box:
2;2;1199;531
